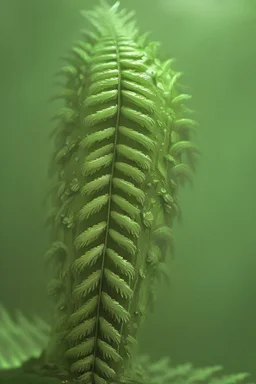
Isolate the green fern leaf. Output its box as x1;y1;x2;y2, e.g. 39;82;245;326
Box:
81;175;111;195
175;118;198;129
78;195;109;221
80;127;115;148
90;68;119;83
67;317;96;342
168;71;183;93
111;211;140;237
84;105;118;127
72;245;105;272
120;59;148;71
170;140;200;157
122;70;153;88
101;292;130;323
111;194;140;219
84;89;118;107
113;177;145;204
52;107;77;123
109;229;136;255
95;357;116;379
98;339;122;362
69;296;98;326
74;222;107;249
90;60;117;74
124;335;138;359
171;93;192;105
66;337;95;358
115;162;145;184
122;79;155;101
82;153;113;176
55;65;77;77
171;163;194;185
121;106;155;132
104;269;133;299
99;317;121;345
70;355;93;373
72;47;90;63
122;90;156;114
119;125;155;151
153;225;173;245
85;143;114;162
50;88;76;101
88;78;118;95
44;241;68;264
73;270;101;299
117;144;151;170
47;278;63;295
106;248;135;280
147;243;162;266
92;53;117;64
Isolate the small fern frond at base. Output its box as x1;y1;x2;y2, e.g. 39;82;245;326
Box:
135;355;254;384
0;306;254;384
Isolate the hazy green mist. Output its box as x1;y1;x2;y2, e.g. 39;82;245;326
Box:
0;0;255;379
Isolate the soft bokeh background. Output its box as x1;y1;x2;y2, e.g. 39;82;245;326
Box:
0;0;255;379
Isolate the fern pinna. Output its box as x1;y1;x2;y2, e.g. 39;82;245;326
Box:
45;1;198;383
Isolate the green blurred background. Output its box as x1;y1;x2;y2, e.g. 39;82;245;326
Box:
0;0;256;379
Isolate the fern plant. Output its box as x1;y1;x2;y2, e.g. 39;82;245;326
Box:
44;1;198;383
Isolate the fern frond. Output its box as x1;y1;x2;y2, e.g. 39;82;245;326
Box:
81;175;111;195
46;1;200;382
88;78;118;95
73;270;102;299
99;317;121;345
84;105;118;127
113;177;145;204
82;153;113;176
104;269;133;299
109;229;136;255
121;106;155;132
67;318;96;342
98;339;122;362
52;107;77;123
44;241;68;265
111;194;140;219
101;292;130;323
72;245;105;272
115;162;146;184
78;195;109;221
66;338;95;358
69;296;98;326
95;357;116;379
106;248;135;280
84;89;118;107
80;127;115;148
153;225;173;244
171;93;192;105
171;163;194;185
55;65;77;77
111;211;140;237
74;222;107;249
119;125;155;151
117;144;151;170
170;140;200;156
85;143;114;161
70;355;93;373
